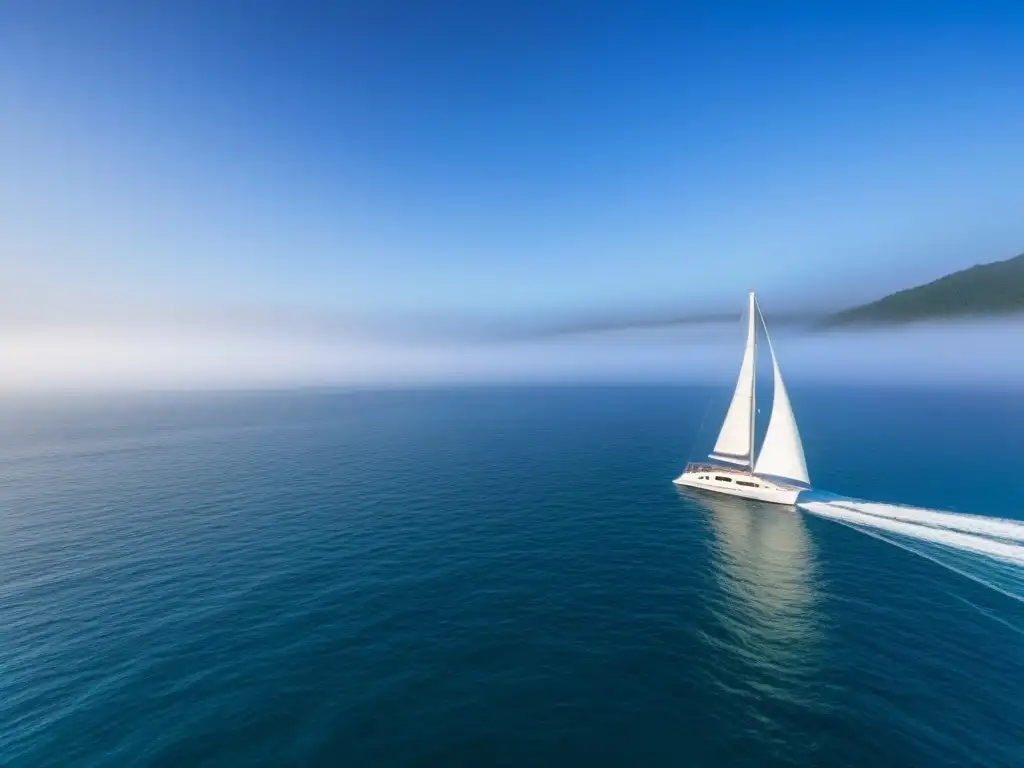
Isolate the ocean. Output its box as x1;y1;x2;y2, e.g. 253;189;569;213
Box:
2;385;1023;767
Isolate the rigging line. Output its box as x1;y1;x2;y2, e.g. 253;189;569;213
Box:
686;383;718;464
753;295;783;428
685;304;745;463
753;295;777;356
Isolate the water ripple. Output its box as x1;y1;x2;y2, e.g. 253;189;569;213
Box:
1;388;1022;767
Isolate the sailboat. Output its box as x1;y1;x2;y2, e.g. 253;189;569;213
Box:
673;291;810;505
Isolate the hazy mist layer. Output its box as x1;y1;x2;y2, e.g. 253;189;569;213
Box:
3;312;1022;391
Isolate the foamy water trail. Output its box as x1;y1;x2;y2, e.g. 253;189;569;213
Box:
828;500;1024;542
799;501;1024;566
830;519;1024;605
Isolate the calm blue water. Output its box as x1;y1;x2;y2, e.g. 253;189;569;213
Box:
2;385;1023;767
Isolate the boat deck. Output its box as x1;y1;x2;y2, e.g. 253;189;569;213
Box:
683;462;803;491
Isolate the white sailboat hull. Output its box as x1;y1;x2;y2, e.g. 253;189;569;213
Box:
673;464;803;506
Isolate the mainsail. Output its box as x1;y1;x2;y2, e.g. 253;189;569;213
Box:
710;292;756;467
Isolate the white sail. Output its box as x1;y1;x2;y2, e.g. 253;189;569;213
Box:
753;327;810;485
674;291;812;504
710;292;756;466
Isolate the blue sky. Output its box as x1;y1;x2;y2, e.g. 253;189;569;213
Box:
2;1;1024;386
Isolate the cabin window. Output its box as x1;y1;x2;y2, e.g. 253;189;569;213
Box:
714;476;732;482
736;480;759;487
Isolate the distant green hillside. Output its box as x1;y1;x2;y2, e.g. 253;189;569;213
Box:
825;252;1024;327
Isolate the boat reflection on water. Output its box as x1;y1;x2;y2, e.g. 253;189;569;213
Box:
683;489;827;718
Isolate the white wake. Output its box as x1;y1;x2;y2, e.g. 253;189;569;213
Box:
799;501;1024;566
798;497;1024;604
818;500;1024;543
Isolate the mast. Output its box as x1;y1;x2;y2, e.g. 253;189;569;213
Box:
748;291;756;473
